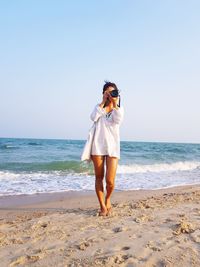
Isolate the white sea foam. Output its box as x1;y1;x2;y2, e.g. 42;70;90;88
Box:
0;161;200;196
0;170;95;196
117;161;200;174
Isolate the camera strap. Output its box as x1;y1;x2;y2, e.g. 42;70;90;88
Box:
118;95;121;107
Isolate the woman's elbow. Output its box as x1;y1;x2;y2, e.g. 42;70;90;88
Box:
90;115;94;121
90;114;97;122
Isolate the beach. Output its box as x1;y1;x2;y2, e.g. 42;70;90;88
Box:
2;0;200;265
1;184;200;267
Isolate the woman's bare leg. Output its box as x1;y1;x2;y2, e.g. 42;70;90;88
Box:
105;156;118;211
91;155;107;214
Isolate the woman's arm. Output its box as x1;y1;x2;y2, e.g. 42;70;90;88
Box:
112;106;124;124
90;91;109;122
90;104;105;122
109;96;124;124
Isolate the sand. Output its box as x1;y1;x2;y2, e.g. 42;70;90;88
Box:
1;185;200;267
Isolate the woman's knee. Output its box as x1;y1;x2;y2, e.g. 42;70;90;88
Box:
95;178;104;189
106;179;115;189
95;175;104;184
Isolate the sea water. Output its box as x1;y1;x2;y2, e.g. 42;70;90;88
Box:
0;138;200;196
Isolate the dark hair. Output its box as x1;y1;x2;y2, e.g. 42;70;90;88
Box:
102;81;118;94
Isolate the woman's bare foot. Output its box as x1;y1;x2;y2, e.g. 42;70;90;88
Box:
98;210;107;216
98;206;108;216
106;207;113;216
105;198;113;216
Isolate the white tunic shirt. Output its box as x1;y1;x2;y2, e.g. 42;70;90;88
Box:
90;104;124;159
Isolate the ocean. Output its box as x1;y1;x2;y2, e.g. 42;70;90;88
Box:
0;138;200;196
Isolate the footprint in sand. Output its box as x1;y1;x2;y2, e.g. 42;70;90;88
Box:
31;221;49;230
95;253;133;265
145;241;162;252
137;234;143;238
112;254;133;264
95;248;104;255
77;241;90;250
121;246;131;251
164;218;174;225
178;213;186;218
113;226;126;233
134;214;153;223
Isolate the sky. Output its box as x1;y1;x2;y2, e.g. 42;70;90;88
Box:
0;0;200;143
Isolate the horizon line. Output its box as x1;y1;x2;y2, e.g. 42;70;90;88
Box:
0;136;200;145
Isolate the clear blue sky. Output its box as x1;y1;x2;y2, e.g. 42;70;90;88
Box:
0;0;200;143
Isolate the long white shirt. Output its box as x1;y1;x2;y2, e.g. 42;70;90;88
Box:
90;104;124;158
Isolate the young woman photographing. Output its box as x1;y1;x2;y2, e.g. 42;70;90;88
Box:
82;81;124;216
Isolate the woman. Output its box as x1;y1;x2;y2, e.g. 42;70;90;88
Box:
89;81;124;216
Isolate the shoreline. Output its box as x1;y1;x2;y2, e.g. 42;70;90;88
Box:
1;183;200;266
0;183;199;209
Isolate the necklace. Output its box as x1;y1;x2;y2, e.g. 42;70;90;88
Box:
105;110;112;119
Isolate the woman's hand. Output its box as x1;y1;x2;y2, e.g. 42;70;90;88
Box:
110;96;119;109
99;91;110;108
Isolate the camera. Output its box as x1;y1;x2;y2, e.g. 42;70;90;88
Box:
110;89;119;98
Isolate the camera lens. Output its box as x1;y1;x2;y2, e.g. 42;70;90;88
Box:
110;90;119;97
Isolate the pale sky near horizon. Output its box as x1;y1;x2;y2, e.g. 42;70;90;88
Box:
0;1;200;143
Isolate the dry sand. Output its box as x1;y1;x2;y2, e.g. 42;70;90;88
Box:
1;185;200;267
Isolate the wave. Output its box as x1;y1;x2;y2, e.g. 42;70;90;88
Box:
165;147;186;153
0;170;86;180
0;160;200;196
28;142;42;146
0;160;200;176
0;144;19;150
0;160;93;174
117;161;200;174
0;142;42;149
